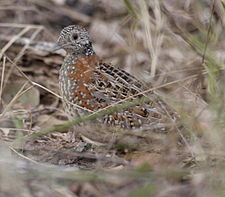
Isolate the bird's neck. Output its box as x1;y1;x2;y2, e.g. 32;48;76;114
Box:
66;47;95;61
65;52;93;62
84;46;95;56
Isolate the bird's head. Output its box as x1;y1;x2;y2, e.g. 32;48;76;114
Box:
57;25;94;55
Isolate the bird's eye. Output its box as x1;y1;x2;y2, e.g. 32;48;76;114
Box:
72;33;79;40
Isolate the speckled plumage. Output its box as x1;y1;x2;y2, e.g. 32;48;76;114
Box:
58;25;175;129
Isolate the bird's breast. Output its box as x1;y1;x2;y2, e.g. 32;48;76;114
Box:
59;55;105;111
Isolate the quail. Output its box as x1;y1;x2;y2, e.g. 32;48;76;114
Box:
57;25;175;130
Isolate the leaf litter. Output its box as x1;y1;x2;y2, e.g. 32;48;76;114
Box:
0;0;225;197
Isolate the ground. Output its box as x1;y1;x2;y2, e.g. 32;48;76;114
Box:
0;0;225;197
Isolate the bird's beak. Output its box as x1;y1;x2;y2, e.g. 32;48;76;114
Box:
51;42;73;51
52;43;68;51
52;44;62;51
52;43;62;51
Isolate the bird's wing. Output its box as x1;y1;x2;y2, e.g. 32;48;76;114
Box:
88;62;174;129
88;61;158;104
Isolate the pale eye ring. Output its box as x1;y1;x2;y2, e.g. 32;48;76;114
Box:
72;33;79;40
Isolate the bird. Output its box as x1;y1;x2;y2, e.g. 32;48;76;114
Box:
57;25;176;130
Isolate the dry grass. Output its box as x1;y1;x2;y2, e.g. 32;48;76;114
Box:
1;0;225;197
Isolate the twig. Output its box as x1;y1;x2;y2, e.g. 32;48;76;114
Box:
202;0;215;64
9;146;39;164
13;26;44;64
0;6;36;11
0;56;6;99
0;82;33;117
0;26;30;60
0;23;42;28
